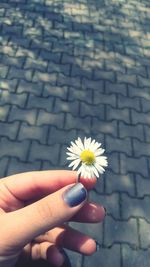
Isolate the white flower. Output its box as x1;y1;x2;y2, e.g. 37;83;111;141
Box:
66;137;108;179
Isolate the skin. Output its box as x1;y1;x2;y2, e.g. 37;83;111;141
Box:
0;170;105;267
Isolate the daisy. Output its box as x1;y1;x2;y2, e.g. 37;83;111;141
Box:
66;137;108;179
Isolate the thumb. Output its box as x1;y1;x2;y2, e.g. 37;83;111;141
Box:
0;183;87;253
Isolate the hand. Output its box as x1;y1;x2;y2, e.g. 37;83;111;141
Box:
0;170;105;267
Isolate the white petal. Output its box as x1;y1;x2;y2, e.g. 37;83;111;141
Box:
68;158;80;169
67;155;79;160
75;138;85;151
91;165;99;177
84;137;91;149
94;162;105;174
94;148;105;156
96;156;108;167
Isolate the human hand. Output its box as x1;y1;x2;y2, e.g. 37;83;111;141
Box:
0;170;105;267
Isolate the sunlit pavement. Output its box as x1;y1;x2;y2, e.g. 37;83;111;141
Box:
0;0;150;266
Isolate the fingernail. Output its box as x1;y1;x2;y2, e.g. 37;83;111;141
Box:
63;183;87;207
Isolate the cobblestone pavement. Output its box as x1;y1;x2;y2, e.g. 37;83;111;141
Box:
0;0;150;266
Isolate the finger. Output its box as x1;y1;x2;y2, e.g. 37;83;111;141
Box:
2;170;97;201
36;225;96;256
31;242;65;267
72;202;106;223
0;183;88;251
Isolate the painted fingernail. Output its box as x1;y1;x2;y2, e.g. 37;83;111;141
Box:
63;183;87;207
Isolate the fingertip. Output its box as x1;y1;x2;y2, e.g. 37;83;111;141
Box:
80;238;97;255
79;176;97;190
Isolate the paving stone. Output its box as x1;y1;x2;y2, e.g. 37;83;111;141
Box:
106;106;130;124
119;122;144;141
120;154;148;177
43;84;68;99
122;194;150;221
48;62;70;76
48;126;77;145
117;94;140;111
105;81;127;96
54;98;79;116
0;78;18;92
8;67;33;81
0;157;9;178
29;141;60;165
123;244;150;267
128;86;150;99
106;136;132;156
93;91;116;107
104;216;138;246
131;110;150;125
0;105;10;121
80;102;104;119
136;174;150;197
0;137;29;161
0;91;27;108
141;98;150;112
65;114;91;134
0;121;20;140
57;73;81;89
82;78;104;92
18;123;48;144
8;106;37;125
0;64;9;78
94;69;115;82
33;71;57;84
37;110;65;128
17;80;43;96
143;125;150;143
1;54;25;68
27;94;54;112
84;245;121;267
138;76;150;87
24;57;48;72
92;119;118;137
7;158;41;176
133;139;150;157
68;87;93;104
105;171;135;196
139;219;150;249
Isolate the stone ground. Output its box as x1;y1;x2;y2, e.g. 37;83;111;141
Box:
0;0;150;266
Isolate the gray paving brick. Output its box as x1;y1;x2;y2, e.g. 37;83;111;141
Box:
17;80;43;96
8;67;33;81
71;64;92;79
40;50;61;63
54;98;79;116
29;141;60;165
122;194;150;221
105;81;127;96
37;110;64;128
119;122;144;141
91;191;120;219
141;98;150;112
136;175;150;197
143;125;150;142
57;73;81;89
80;102;104;119
7;158;41;176
139;219;150;249
84;245;121;267
0;64;9;78
93;91;116;107
1;55;25;68
120;154;148;177
24;57;48;72
8;106;37;125
0;105;10;121
18;123;48;144
118;94;140;111
0;121;19;140
104;216;138;246
65;114;91;134
138;76;150;88
48;62;70;76
33;71;57;84
48;126;77;145
92;119;118;137
0;157;9;178
27;94;54;112
82;78;104;92
43;84;68;99
68;87;93;104
94;69;115;83
106;106;130;124
131;110;150;125
1;91;27;108
105;171;135;196
122;245;150;267
105;59;126;74
107;152;120;174
0;78;18;92
106;136;132;156
133;139;150;157
117;73;137;86
0;137;29;161
0;45;16;57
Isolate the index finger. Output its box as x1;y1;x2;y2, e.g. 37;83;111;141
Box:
2;170;97;201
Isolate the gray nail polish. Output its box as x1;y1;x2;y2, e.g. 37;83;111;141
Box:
63;183;87;207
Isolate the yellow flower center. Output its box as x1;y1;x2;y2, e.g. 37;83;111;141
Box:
80;150;95;165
